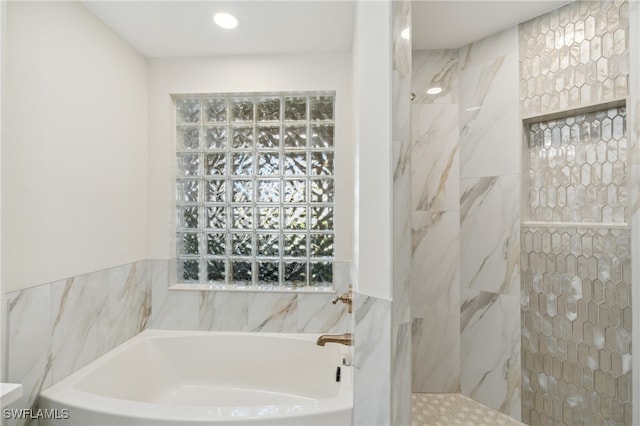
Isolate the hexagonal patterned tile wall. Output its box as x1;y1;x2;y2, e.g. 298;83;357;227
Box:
521;226;631;425
527;106;627;224
519;0;629;117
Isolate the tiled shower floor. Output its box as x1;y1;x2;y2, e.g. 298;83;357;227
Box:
411;393;524;426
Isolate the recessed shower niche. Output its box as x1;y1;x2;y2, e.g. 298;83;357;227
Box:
525;104;628;224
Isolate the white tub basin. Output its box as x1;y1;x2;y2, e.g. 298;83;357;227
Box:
39;329;353;425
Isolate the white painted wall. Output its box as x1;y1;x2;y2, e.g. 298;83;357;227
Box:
3;2;149;292
147;53;354;266
352;1;392;300
0;0;5;382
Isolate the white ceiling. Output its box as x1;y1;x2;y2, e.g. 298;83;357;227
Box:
82;1;356;58
82;0;575;59
412;1;575;50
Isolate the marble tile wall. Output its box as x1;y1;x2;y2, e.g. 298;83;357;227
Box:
391;1;412;424
4;261;151;425
150;259;351;333
353;292;391;425
411;26;522;420
410;48;461;394
457;27;522;420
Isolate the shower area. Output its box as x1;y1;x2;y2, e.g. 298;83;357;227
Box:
410;0;639;424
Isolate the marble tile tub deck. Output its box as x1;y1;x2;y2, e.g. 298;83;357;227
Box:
412;393;524;426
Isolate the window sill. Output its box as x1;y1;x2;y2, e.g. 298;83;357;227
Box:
169;283;336;294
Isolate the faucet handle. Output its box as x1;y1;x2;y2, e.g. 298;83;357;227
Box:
332;288;353;313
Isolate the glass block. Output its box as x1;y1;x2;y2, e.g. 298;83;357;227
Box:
284;97;307;121
310;262;333;286
310;96;334;121
284;261;307;285
231;101;254;122
231;233;252;257
177;126;200;150
205;179;225;203
230;261;252;284
205;206;226;229
207;260;226;282
177;179;200;203
232;153;253;175
178;206;199;229
257;233;279;257
311;125;334;148
232;127;254;149
179;259;200;282
284;179;306;203
178;232;201;256
257;126;280;149
310;233;333;257
284;152;307;175
205;153;226;176
258;261;279;284
284;207;307;230
207;233;226;256
257;207;279;230
311;206;333;230
311;179;335;202
204;99;227;123
232;179;253;203
176;98;200;123
204;126;226;150
258;153;280;176
231;206;253;229
256;98;280;122
310;152;334;176
284;126;307;148
178;153;201;177
257;179;280;203
284;233;307;257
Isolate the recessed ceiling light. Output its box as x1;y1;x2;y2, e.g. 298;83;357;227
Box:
466;106;482;112
213;12;238;29
400;27;410;40
426;87;442;95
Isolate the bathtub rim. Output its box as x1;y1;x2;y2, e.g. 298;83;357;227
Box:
39;329;353;422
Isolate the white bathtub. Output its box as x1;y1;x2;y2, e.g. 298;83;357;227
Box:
39;330;353;425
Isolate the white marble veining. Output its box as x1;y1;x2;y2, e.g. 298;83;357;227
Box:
460;176;520;296
458;27;519;72
460;288;521;420
248;293;297;332
297;293;349;333
412;50;458;104
459;52;520;178
51;274;110;384
5;285;52;420
353;293;391;426
5;260;153;426
392;321;412;426
411;211;460;318
150;260;200;330
199;291;249;332
411;104;460;212
107;262;151;348
411;317;460;393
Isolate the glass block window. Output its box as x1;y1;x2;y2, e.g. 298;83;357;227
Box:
526;105;627;223
175;93;335;288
